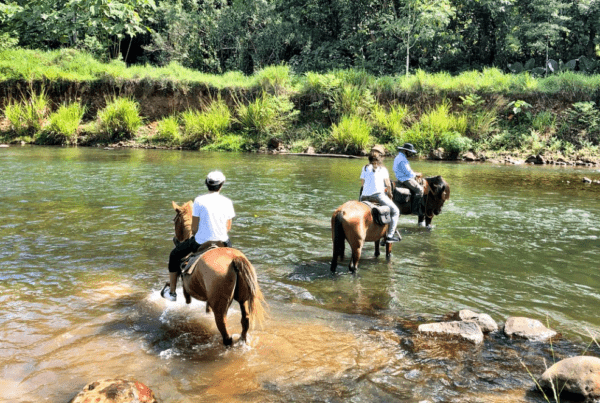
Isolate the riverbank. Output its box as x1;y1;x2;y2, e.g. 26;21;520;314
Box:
1;49;600;164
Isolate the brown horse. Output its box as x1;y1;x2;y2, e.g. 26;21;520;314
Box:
171;201;267;346
330;176;450;272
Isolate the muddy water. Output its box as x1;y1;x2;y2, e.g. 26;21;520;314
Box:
1;147;599;402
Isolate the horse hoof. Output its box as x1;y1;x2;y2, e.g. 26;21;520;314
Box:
223;337;233;346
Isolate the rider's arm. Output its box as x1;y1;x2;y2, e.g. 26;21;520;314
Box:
191;216;199;236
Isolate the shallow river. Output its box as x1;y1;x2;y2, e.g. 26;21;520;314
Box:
1;147;599;403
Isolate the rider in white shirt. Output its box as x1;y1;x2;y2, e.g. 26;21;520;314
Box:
162;170;235;302
360;145;401;243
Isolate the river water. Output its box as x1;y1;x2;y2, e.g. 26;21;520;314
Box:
1;146;599;403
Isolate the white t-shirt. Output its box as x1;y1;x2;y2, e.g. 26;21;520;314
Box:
192;192;235;244
360;165;390;196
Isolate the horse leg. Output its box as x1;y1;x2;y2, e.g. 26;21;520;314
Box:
349;241;363;272
374;240;380;257
239;300;250;343
212;300;233;346
386;242;392;258
418;215;426;227
330;255;338;273
425;216;433;228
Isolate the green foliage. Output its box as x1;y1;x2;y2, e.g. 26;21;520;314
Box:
153;115;181;144
255;64;293;95
330;115;372;154
40;102;85;145
402;101;469;153
201;134;252;152
182;99;231;147
371;104;412;144
331;85;375;118
2;89;50;136
531;111;556;134
96;97;142;141
235;93;298;144
559;101;600;147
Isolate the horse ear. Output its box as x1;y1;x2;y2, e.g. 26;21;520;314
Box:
172;201;180;211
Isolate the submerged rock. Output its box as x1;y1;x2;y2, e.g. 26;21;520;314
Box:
503;317;557;341
418;320;484;344
538;356;600;401
69;379;158;403
452;309;498;333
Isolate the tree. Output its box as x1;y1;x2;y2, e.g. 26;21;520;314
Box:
381;0;454;75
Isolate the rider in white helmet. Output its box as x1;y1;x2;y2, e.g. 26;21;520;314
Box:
162;170;235;301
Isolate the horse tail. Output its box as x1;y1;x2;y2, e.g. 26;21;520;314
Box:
232;255;267;328
332;210;346;261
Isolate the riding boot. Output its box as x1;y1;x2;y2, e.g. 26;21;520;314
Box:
412;195;424;216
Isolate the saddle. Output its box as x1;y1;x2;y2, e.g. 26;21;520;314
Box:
360;197;392;226
393;178;425;215
180;241;226;275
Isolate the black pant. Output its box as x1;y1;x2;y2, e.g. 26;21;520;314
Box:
168;237;200;273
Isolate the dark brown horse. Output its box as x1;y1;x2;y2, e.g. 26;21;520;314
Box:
330;176;450;272
171;201;267;346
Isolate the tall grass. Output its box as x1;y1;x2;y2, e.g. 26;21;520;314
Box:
331;84;375;118
402;101;471;154
40;102;85;145
153;115;181;144
330;114;372;154
371;103;412;144
2;89;50;136
235;93;298;143
96;97;142;141
182;99;231;146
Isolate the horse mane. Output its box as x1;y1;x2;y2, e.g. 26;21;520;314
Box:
173;200;193;242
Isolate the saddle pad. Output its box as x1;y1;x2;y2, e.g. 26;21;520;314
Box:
360;200;392;226
393;187;411;205
180;243;221;275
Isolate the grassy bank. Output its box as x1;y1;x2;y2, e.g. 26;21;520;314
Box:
1;48;599;163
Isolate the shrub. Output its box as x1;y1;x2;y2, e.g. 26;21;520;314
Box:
39;102;86;145
235;93;298;144
182;99;231;147
97;97;142;141
153;115;181;144
330;114;372;154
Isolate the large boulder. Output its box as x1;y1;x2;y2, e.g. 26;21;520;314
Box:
538;356;600;401
69;379;158;403
418;320;484;344
452;309;498;333
503;317;557;341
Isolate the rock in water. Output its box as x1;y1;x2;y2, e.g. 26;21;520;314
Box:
452;309;498;333
69;379;158;403
418;320;484;344
538;356;600;401
503;317;556;341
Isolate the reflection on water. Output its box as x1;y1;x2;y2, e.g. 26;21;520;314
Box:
1;147;599;402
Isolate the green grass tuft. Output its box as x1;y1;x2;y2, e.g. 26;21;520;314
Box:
330;114;372;154
39;102;86;145
96;97;142;141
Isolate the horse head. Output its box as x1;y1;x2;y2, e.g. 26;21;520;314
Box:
172;200;193;244
424;176;450;217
